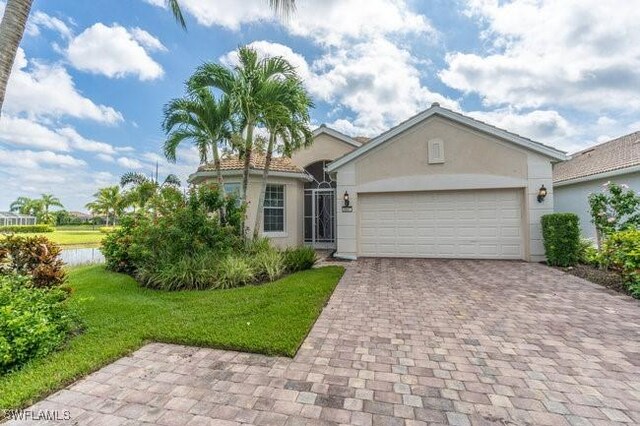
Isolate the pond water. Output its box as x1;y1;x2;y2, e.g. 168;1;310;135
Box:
61;247;105;266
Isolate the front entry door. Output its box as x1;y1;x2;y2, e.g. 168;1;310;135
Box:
304;189;336;249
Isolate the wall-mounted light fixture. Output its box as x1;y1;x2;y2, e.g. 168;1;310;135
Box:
342;191;353;212
537;185;547;203
343;191;350;207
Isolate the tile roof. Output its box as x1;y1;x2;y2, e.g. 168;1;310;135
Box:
197;154;304;174
553;131;640;183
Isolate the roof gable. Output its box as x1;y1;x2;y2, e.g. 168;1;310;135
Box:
313;125;362;148
327;104;567;172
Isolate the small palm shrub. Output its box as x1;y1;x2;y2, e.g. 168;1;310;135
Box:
0;235;66;287
253;249;285;282
217;255;255;289
541;213;581;267
0;274;79;374
283;246;317;272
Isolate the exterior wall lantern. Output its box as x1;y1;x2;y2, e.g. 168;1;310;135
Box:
537;185;547;203
342;191;353;212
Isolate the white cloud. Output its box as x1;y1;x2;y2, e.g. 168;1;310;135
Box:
4;48;123;123
224;40;458;136
440;0;640;112
0;147;86;169
66;23;165;80
144;0;435;46
26;10;73;39
117;157;144;169
0;115;120;156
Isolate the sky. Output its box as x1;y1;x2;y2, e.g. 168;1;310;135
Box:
1;0;639;211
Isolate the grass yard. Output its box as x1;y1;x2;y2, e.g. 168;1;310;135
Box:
0;264;344;410
1;227;104;247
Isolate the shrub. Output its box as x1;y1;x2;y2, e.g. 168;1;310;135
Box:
601;229;640;297
253;249;285;282
541;213;581;267
0;274;78;373
137;251;218;291
0;235;66;287
0;225;54;234
244;237;273;256
283;246;317;272
589;182;640;239
217;255;255;289
99;226;120;234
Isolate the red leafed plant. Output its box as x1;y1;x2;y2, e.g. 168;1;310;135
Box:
0;235;66;288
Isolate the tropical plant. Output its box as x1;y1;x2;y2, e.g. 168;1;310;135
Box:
217;255;255;289
163;88;235;193
600;228;640;297
189;47;298;206
589;182;640;245
0;1;296;117
253;78;313;236
0;235;66;287
0;273;78;374
38;193;64;224
9;196;33;214
120;171;181;216
283;246;317;272
85;186;126;226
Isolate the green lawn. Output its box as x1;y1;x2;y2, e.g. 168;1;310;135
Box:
0;265;344;410
1;227;104;247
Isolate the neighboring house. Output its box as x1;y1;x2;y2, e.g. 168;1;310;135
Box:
0;212;37;227
190;103;567;262
553;131;640;239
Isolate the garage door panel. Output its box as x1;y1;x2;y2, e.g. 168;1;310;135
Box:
358;189;524;259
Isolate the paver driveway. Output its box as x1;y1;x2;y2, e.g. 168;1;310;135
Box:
12;259;640;425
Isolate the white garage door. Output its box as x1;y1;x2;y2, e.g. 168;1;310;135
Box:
359;189;524;259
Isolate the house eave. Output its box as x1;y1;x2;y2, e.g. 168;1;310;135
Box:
313;126;362;148
189;169;312;183
326;106;567;173
553;164;640;187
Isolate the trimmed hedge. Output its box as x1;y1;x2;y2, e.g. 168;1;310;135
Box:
541;213;581;267
601;229;640;297
0;225;54;234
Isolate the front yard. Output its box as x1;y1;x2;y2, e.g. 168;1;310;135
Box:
0;264;344;410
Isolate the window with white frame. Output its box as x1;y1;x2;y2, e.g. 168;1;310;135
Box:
263;184;285;232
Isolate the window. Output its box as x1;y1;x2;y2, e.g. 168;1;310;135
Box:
264;184;285;233
428;139;445;164
223;182;242;198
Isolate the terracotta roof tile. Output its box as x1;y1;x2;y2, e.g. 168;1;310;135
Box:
553;131;640;183
197;154;304;174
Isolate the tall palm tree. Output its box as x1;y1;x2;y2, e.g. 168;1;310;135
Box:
189;46;298;207
0;0;296;117
40;193;64;215
163;88;234;192
253;80;313;236
85;186;125;226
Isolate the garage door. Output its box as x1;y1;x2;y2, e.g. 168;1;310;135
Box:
358;189;524;259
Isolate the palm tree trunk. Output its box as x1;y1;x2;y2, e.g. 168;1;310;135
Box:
253;133;276;238
0;0;33;116
241;123;254;236
212;143;227;223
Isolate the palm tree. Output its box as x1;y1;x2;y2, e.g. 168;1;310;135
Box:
40;193;64;215
120;171;181;214
10;196;32;214
0;0;296;117
162;88;234;192
85;186;125;226
253;80;313;236
189;46;298;207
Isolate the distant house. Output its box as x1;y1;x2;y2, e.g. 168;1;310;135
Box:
0;212;37;227
554;131;640;239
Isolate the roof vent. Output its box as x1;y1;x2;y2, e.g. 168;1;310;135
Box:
431;102;440;107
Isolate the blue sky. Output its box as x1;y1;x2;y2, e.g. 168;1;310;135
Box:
1;0;639;211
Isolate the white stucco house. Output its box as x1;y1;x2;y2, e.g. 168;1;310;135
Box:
553;131;640;239
190;103;567;262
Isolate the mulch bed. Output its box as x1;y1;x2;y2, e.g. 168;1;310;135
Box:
558;263;630;296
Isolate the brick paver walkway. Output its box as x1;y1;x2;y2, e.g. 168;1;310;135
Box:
11;259;640;425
